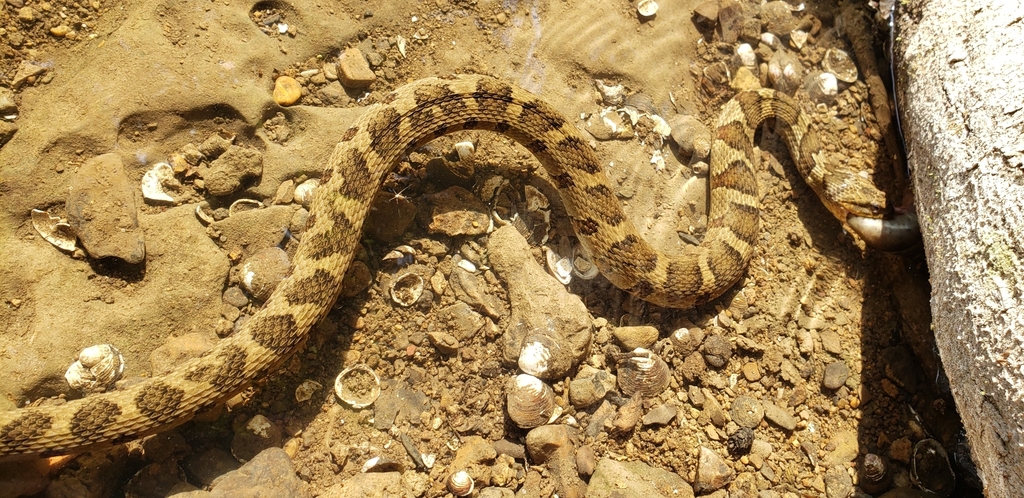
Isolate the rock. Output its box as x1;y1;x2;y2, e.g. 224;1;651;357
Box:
150;332;217;376
669;115;711;161
702;333;733;368
427;186;489;236
695;446;734;493
761;1;800;35
231;414;284;462
730;66;760;91
569;366;615;409
223;286;249;308
716;0;744;43
824;465;854;498
50;24;71;37
321;472;403;498
820;330;843;354
433;302;485;342
702;389;728;427
272;179;294;204
198;134;233;159
65;153;146;264
16;6;33;22
210;205;293;256
524;425;586;498
823;429;860;467
692;1;719;26
612;325;659;350
641;403;678;426
729;395;764;428
363;193;416;242
240;247;291;301
452;435;497;469
741;362;762;381
762;401;797;431
0;458;50;497
46;447;130;498
575;445;597;477
372;388;429;430
204;145;264;196
492;439;526;460
338;48;376;88
727;427;754;455
318;80;348;105
340;261;373;298
322;61;338;80
207;448;307;497
273;76;302;106
587;459;694;498
0;120;16;145
823;361;851;389
525;425;574;464
610;395;644;434
0;87;17;114
427;331;460;354
182;447;240;487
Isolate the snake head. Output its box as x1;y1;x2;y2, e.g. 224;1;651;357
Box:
822;170;888;219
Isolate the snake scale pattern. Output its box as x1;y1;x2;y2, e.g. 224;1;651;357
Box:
0;75;887;459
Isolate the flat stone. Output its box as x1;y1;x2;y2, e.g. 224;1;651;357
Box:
204;145;264;196
66;153;146;263
452;435;497;469
0;120;16;145
762;401;797;431
338;48;376;88
823;361;851;389
729;395;764;428
525;425;574;464
569;366;614;409
824;465;854;498
427;185;489;236
612;325;659;350
641;403;678;426
820;330;843;355
587;459;694;498
208;448;307;497
210;205;293;257
695;446;735;493
823;430;860;467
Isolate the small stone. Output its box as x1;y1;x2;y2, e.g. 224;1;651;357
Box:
612;325;659;350
716;0;743;43
338;47;376;88
729;395;764;428
207;448;304;496
17;6;34;22
0;87;17;114
428;186;489;236
575;445;597;477
702;389;728;427
587;459;695;498
49;24;70;37
569;366;614;409
231;414;284;462
451;435;497;469
741;362;762;381
823;429;860;467
641;403;678;426
692;1;719;26
824;465;854;498
889;437;912;464
525;425;573;464
427;331;460;355
323;61;338;80
702;333;733;368
695;446;735;493
822;361;851;390
730;66;760;91
182;447;241;487
65;153;146;264
273;179;295;204
820;330;843;354
273;76;302;106
204;145;264;196
198;134;232;159
762;401;797;431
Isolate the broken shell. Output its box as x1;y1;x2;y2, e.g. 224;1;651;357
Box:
446;470;474;497
524;184;550;212
31;209;77;252
228;198;264;217
615;348;670;398
518;331;565;379
804;71;838;105
141;162;177;204
789;29;808;50
760;32;781;50
506;374;557;429
334;363;381;409
637;0;658;18
241;247;291;301
456;258;477;273
195;202;215;225
571;243;600;280
293;178;320;208
65;344;125;393
294;379;322;403
768;50;803;94
594;80;625;106
390;272;424;307
734;43;758;74
911;438;955;497
453;141;475;162
823;48;858;83
382;245;415;266
668;114;712;161
545;246;573;285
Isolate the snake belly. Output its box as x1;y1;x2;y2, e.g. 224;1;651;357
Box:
0;75;849;459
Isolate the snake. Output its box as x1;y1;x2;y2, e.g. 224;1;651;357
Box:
0;74;892;459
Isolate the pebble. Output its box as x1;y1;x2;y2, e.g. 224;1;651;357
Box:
17;6;33;22
741;361;762;381
433;302;486;342
670;327;704;356
641;403;678;426
762;401;797;431
525;425;573;464
679;351;707;383
199;134;233;159
50;24;70;37
451;435;497;469
668;115;711;161
223;286;249;308
702;333;733;368
702;389;728;427
575;445;597;477
716;0;743;43
587;459;694;498
492;439;526;460
822;361;851;389
202;448;305;497
695;446;735;493
612;325;659;350
820;330;843;354
272;179;295;204
692;1;719;26
230;414;284;462
823;429;860;467
568;365;615;409
730;66;760;91
427;331;460;354
65;153;146;263
322;61;338;80
0;88;15;114
11;60;44;88
727;427;754;455
272;76;302;106
204;145;264;196
338;47;376;88
372;388;429;430
125;460;198;497
182;447;241;487
729;395;764;428
889;437;912;464
824;465;854;498
428;186;490;236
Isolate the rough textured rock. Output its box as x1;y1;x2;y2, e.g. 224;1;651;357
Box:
587;459;694;498
206;448;307;498
66;153;146;263
897;1;1024;494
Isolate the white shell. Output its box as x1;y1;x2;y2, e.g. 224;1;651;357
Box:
571;243;600;280
390;272;424;307
456;258;477;273
294;379;322;402
453;141;475;161
241;247;290;301
506;374;557;429
141;162;176;204
768;50;803;94
518;332;563;378
65;344;125;393
293;178;320;208
804;72;838;105
545;247;573;285
334;363;381;408
637;0;658;18
195;202;215;225
735;44;757;72
616;348;670;398
823;48;858;83
594;80;625;106
789;29;808;50
30;209;76;252
229;198;264;217
760;32;781;50
446;470;475;497
396;35;407;58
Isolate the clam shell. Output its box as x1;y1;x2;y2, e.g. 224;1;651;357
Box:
390;272;424;307
241;247;290;301
768;50;803;94
518;331;564;378
195;202;215;225
911;438;955;497
571;243;600;280
334;363;381;408
615;348;670;398
506;374;557;429
293;178;320;208
453;141;475;162
637;0;658;18
545;247;573;285
228;198;264;217
30;209;77;252
804;71;838;105
65;344;125;393
735;43;757;74
823;48;858;83
141;162;176;204
446;470;475;497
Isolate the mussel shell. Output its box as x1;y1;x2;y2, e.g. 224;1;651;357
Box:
506;374;556;429
911;438;955;497
615;348;670;398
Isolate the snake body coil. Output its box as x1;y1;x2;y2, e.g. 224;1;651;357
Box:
0;75;886;459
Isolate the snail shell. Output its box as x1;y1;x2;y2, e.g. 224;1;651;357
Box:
446;470;474;497
615;348;670;398
389;272;424;307
65;344;125;393
506;374;557;429
859;453;893;494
